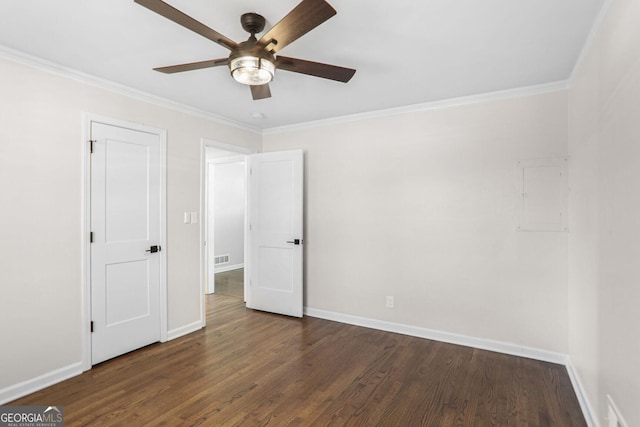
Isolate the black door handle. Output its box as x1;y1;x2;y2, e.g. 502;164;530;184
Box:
146;245;161;253
286;239;301;245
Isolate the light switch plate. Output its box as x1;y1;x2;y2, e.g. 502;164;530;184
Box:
190;211;198;224
184;212;191;224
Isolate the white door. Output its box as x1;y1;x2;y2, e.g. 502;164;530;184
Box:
247;150;304;317
90;121;162;364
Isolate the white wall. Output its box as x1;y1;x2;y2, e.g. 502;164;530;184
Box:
568;0;640;424
263;90;569;353
5;5;638;418
0;56;260;394
209;159;245;272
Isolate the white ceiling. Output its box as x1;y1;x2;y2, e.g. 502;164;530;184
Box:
0;0;604;130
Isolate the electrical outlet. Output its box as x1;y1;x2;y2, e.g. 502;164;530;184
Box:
386;296;394;308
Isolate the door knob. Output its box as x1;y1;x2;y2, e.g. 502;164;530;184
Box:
286;239;301;245
145;245;161;253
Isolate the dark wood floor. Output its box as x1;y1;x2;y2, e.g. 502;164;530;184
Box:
10;291;586;426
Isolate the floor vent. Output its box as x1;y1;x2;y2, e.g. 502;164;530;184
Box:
214;255;230;265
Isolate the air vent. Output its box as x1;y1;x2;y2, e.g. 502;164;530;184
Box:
214;254;230;265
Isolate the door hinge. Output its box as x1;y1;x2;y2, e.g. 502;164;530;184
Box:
90;321;94;333
89;139;95;154
90;231;93;243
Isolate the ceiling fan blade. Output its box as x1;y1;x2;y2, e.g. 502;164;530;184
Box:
134;0;238;50
256;0;336;53
276;56;356;82
250;84;272;100
153;58;229;74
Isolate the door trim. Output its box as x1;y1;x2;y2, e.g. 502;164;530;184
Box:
82;113;168;371
200;139;256;324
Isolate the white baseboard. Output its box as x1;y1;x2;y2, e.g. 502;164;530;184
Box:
214;263;244;274
304;307;567;364
167;320;203;341
0;320;203;404
0;308;597;427
304;306;599;425
566;359;600;427
0;362;83;405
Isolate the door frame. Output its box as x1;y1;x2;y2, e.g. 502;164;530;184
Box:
200;139;256;322
81;113;168;371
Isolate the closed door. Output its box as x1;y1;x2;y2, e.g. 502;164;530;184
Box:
247;150;304;317
90;121;162;364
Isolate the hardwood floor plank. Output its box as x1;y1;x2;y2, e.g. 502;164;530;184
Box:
9;294;586;426
213;268;244;299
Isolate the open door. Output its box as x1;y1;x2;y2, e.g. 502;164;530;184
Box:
246;150;303;317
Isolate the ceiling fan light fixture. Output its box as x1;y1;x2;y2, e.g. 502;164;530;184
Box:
137;0;355;100
230;56;275;85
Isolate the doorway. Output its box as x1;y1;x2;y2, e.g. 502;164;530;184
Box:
200;143;305;320
201;140;255;316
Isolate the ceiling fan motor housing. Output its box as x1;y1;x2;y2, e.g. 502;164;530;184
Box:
240;12;266;35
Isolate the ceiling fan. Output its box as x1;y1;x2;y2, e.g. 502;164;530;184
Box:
134;0;356;100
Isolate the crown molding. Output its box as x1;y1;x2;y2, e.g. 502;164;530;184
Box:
263;80;570;135
568;0;614;84
1;43;573;138
0;44;261;135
